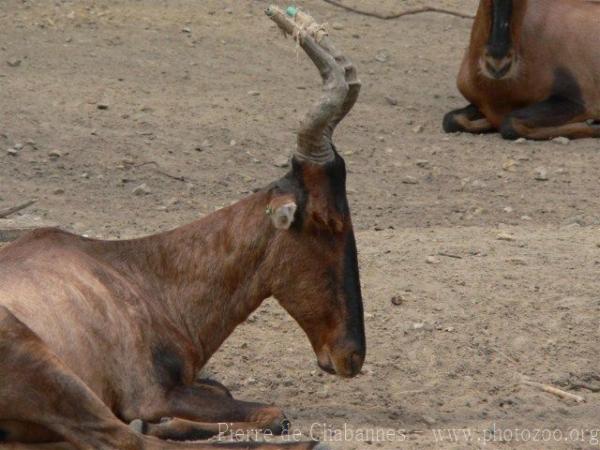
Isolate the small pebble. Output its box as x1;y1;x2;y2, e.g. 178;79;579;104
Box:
132;183;151;196
552;136;570;145
502;159;517;171
385;96;398;106
390;295;404;306
425;256;440;264
534;167;549;181
402;175;418;185
273;156;289;168
6;148;18;156
497;232;515;241
48;150;62;159
375;51;389;63
422;416;437;426
196;139;211;152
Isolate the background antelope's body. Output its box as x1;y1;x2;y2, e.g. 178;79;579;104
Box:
0;7;364;450
445;0;600;139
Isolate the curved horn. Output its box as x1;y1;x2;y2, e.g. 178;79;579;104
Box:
267;6;361;164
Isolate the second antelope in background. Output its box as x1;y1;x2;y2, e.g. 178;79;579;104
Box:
444;0;600;140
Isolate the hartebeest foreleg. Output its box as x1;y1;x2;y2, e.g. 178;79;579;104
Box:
136;382;289;441
443;104;494;134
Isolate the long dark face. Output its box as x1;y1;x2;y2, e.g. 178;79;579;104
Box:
481;0;518;80
264;7;365;377
266;154;366;378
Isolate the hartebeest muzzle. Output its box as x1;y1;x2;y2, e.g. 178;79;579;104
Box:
481;0;517;80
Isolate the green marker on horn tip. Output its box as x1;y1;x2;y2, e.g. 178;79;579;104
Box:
286;6;298;17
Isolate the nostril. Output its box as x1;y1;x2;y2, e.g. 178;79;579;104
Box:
485;58;512;78
486;56;510;68
348;351;364;376
318;359;336;375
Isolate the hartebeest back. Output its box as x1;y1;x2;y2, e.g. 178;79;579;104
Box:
0;7;364;450
444;0;600;140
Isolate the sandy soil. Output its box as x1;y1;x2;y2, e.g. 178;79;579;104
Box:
1;0;599;448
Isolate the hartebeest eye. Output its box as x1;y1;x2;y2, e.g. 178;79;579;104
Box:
270;202;297;230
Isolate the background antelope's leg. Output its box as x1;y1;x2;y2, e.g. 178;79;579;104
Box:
443;104;494;134
499;97;598;140
0;307;142;450
503;121;600;140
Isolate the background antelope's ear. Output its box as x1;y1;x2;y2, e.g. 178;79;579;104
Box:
270;202;297;230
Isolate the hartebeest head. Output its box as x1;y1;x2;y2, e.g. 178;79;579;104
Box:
476;0;526;80
264;7;365;378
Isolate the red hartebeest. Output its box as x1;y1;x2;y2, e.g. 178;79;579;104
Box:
0;7;364;450
444;0;600;140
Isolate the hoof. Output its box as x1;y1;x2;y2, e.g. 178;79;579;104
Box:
442;111;465;133
499;117;521;140
267;416;291;435
129;419;146;434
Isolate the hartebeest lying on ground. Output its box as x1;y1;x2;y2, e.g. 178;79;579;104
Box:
0;7;364;450
443;0;600;140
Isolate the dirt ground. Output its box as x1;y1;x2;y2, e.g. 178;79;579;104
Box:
1;0;599;448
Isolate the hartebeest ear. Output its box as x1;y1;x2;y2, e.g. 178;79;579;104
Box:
270;202;297;230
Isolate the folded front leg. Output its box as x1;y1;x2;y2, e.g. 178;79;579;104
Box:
443;104;494;134
499;95;599;140
138;381;289;441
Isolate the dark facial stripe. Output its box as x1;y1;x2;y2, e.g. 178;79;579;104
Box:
343;231;366;358
273;149;365;356
487;0;513;59
324;147;350;215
